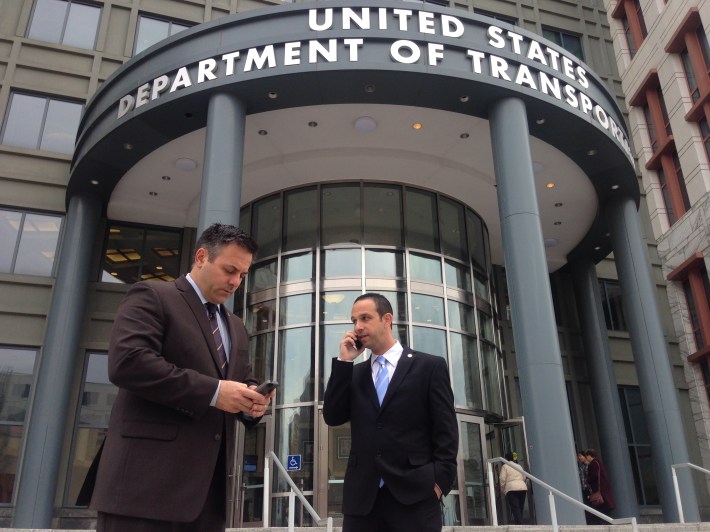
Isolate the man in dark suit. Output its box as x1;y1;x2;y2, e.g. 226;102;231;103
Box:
91;223;272;532
323;292;458;532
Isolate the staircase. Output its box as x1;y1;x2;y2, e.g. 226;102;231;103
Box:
2;526;710;531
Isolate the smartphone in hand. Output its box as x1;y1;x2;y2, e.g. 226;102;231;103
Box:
354;338;363;349
255;380;279;395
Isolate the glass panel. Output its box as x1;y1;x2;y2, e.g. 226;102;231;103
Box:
279;293;313;326
281;252;313;283
249;260;277;292
277;327;314;404
246;300;276;334
378;291;407;322
451;333;482;409
79;353;114;426
409;252;442;283
321;291;360;322
241;423;266;524
482;344;502;414
327;422;350;519
474;273;489;302
322;248;360;277
448;301;474;332
439;197;467;260
320;324;366;397
252;195;281;258
135;16;170;54
248;332;274;384
140;229;180;282
13;213;62;276
461;421;487;524
2;93;45;149
405;189;438;252
0;210;22;273
39;98;82;153
412;326;446;357
322;184;360;246
0;347;37;422
271;494;314;526
283;188;317;252
63;2;100;49
445;260;471;291
365;249;404;278
27;0;65;43
478;311;494;342
363;184;403;246
0;425;24;503
169;21;189;36
441;492;462;525
102;225;144;283
412;293;445;326
466;210;486;271
273;406;314;491
67;427;105;506
637;446;659;505
626;387;649;444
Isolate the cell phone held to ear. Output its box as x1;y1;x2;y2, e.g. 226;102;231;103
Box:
255;380;279;395
354;338;363;350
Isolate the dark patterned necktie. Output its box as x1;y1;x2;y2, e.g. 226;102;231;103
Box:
205;302;228;375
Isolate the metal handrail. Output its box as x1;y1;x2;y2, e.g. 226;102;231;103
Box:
266;451;333;532
671;462;710;523
486;457;638;532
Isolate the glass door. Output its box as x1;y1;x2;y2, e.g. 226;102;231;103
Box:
457;415;488;525
230;417;272;527
491;417;534;525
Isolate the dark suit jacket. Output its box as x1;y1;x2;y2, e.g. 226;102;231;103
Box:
90;276;258;522
323;347;458;516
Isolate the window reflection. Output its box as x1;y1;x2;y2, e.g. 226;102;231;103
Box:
439;197;467;261
282;252;314;283
445;260;472;292
363;185;403;246
273;406;314;492
412;294;445;326
252;195;281;258
277;328;314;404
321;291;360;322
450;333;482;409
249;260;277;292
134;14;190;55
448;301;475;332
322;184;361;246
410;252;442;283
279;294;313;326
10;212;63;276
365;250;404;278
248;333;274;384
481;343;502;414
283;188;317;252
323;249;361;277
405;189;438;252
412;326;446;358
478;311;494;341
246;300;276;334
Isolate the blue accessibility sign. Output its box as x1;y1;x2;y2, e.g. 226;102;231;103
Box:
287;454;302;471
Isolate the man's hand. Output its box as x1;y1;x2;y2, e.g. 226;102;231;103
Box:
434;483;442;500
339;331;364;362
216;381;270;415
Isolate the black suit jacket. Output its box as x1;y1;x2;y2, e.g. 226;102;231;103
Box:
90;276;258;522
323;347;458;516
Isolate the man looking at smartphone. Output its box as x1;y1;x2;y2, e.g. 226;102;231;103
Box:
323;292;458;531
90;223;273;532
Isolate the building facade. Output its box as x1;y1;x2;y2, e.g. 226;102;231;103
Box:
0;0;708;529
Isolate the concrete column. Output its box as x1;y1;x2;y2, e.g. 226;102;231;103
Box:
570;258;640;518
13;193;102;528
489;97;585;524
198;92;246;233
606;195;700;522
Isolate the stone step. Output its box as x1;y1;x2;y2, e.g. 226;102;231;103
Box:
3;526;710;531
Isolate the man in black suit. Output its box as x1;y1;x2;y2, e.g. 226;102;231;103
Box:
323;292;459;532
91;223;273;531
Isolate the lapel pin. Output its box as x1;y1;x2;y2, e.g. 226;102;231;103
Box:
407;353;412;357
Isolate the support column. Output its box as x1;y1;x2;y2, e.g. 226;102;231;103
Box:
570;258;639;518
606;195;700;522
198;92;246;233
13;193;102;528
489;97;585;524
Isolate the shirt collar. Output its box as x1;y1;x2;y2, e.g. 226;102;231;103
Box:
371;341;403;369
186;273;209;306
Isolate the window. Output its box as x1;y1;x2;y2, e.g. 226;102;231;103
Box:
668;254;710;362
0;209;63;276
599;279;627;331
474;10;517;26
1;92;82;154
135;14;191;55
666;9;710;167
101;224;182;284
0;347;38;504
619;386;659;506
542;28;584;61
66;352;116;506
631;74;691;226
612;0;647;58
27;0;100;50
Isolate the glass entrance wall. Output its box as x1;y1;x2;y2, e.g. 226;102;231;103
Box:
235;182;507;525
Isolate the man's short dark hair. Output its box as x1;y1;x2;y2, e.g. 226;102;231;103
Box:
195;223;258;261
354;292;393;318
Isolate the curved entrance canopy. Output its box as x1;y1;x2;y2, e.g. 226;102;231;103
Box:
69;0;637;270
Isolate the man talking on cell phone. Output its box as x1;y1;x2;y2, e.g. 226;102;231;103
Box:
323;292;459;532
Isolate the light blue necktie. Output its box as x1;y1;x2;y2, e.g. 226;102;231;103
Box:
375;356;389;405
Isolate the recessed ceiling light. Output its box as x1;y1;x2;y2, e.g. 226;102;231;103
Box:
536;118;545;125
553;221;562;225
546;182;555;188
460;133;470;139
90;180;99;185
460;95;469;102
594;246;601;250
268;91;278;99
611;184;620;190
354;116;377;132
554;202;563;207
258;130;268;136
149;191;158;196
364;84;376;93
175;158;197;171
308;121;318;127
161;175;171;181
123;143;133;150
587;149;597;156
412;122;423;130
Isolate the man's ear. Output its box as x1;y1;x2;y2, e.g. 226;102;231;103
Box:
194;247;208;267
384;312;394;327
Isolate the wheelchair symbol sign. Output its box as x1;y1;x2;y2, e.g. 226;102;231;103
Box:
287;454;301;471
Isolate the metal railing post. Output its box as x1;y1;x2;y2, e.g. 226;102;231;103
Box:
487;460;499;526
548;491;558;532
671;462;710;524
263;454;270;527
288;489;296;531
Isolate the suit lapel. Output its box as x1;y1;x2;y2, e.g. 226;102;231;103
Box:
377;347;416;413
176;276;224;377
